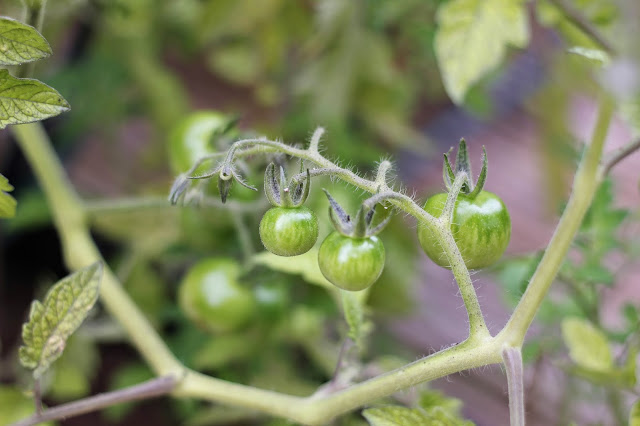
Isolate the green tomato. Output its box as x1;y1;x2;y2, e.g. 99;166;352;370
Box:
417;191;511;269
259;206;319;257
254;281;289;321
168;111;232;175
178;258;255;333
318;231;386;291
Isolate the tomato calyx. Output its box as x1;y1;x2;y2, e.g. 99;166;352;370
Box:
323;189;390;238
264;162;311;208
443;138;488;200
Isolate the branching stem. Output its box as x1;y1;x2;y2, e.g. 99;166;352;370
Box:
11;94;625;425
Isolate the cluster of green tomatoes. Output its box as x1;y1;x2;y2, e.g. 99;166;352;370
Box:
169;112;511;333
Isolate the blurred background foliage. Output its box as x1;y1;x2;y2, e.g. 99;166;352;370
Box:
0;0;640;425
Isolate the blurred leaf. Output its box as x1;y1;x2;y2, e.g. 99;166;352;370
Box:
19;262;103;378
619;97;640;140
192;333;258;371
207;41;261;85
568;347;637;388
419;389;464;415
562;317;612;371
630;399;640;426
363;405;473;426
48;334;99;400
49;363;89;400
0;69;70;128
123;260;169;324
567;46;610;66
253;249;335;292
537;0;617;48
103;363;154;422
0;17;51;65
0;386;54;426
249;357;318;397
571;263;613;286
91;203;181;256
0;173;17;218
434;0;529;104
6;189;50;231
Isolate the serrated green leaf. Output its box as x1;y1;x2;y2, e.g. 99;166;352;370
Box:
253;249;334;291
630;400;640;426
0;173;16;218
0;17;52;65
567;46;610;66
562;317;612;371
434;0;529;104
364;405;473;426
19;262;103;378
0;69;70;128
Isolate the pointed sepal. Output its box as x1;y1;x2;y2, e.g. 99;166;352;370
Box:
468;146;488;199
264;162;281;206
441;138;489;199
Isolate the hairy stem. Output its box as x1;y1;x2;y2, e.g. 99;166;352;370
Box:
502;347;525;426
12;376;177;426
500;97;614;345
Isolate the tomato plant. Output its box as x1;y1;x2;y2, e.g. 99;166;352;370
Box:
4;2;640;426
178;258;255;333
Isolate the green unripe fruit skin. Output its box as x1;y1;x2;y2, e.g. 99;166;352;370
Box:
178;258;255;333
168;111;231;175
259;206;319;257
318;231;386;291
418;191;511;269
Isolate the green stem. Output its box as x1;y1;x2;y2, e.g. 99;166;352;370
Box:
500;97;614;346
12;123;183;377
17;0;47;78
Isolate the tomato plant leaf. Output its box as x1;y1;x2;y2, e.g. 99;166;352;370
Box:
19;262;103;379
562;317;612;371
434;0;529;104
0;69;70;128
0;173;17;218
0;16;52;65
363;405;473;426
253;249;334;291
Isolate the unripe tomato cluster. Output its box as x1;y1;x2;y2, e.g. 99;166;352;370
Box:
171;115;511;330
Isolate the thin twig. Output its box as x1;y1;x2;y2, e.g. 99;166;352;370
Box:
601;138;640;175
11;376;177;426
547;0;616;55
